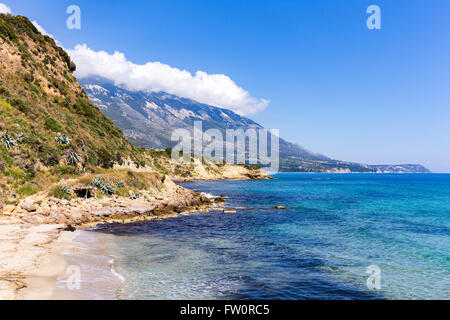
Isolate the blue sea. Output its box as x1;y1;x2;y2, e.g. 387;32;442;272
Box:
64;174;450;300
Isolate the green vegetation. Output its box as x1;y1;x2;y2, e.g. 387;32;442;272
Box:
51;185;73;200
55;133;71;145
44;117;62;132
0;13;156;200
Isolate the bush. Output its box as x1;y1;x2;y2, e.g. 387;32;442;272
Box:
8;97;31;114
0;19;17;42
116;180;125;188
101;182;115;195
0;87;10;97
19;184;38;196
50;185;72;200
44;117;62;132
0;100;12;111
97;147;114;169
6;166;25;179
38;144;60;166
50;165;79;176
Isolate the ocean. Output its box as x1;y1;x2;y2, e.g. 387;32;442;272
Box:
60;174;450;300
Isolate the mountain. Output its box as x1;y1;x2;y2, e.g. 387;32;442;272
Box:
80;78;430;173
0;14;269;209
80;77;327;162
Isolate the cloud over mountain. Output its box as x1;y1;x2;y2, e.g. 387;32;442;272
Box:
67;44;269;115
0;3;12;14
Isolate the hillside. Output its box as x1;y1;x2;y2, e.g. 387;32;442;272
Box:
0;14;269;214
81;78;430;173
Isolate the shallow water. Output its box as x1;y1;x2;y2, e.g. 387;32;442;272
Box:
62;174;450;300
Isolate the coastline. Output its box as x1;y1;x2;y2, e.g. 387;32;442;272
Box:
0;167;271;300
0;180;231;300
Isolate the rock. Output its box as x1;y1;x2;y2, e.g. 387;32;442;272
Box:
68;60;77;72
21;216;37;224
41;205;51;216
20;199;37;212
63;224;76;232
272;205;287;210
224;209;237;213
212;207;224;211
2;205;15;215
50;211;60;219
71;211;83;219
48;197;60;203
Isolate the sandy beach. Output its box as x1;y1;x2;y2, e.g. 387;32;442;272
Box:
0;222;79;300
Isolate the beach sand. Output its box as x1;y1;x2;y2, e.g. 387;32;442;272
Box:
0;223;79;300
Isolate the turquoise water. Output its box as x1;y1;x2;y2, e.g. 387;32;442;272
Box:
83;174;449;299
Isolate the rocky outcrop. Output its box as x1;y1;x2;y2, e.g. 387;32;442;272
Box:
0;177;220;228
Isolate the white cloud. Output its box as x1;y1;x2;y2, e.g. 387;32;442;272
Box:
67;44;269;115
0;3;12;14
32;20;54;39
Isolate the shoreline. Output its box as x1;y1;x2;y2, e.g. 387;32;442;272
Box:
0;186;225;300
0;170;268;300
0;224;77;300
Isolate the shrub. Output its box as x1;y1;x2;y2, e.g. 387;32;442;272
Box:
116;180;125;188
44;117;62;132
50;165;79;176
97;147;114;169
8;97;31;114
0;100;12;111
50;185;72;200
101;182;115;195
38;144;60;166
0;19;17;42
19;184;38;196
6;166;25;179
91;175;102;188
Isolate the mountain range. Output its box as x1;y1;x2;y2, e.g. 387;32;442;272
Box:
80;78;430;173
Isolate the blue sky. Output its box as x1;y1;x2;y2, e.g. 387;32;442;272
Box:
3;0;450;172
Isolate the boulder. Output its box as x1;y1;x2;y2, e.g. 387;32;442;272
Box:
20;199;37;212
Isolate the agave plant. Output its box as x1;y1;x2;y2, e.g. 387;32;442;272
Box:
91;175;102;188
67;151;81;166
1;132;17;149
60;185;72;195
101;182;116;195
16;133;24;143
55;133;71;145
116;180;125;188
